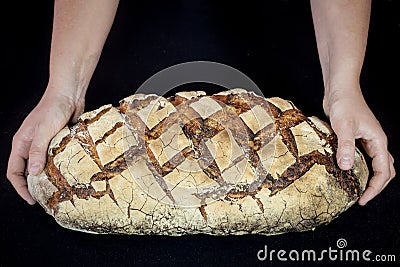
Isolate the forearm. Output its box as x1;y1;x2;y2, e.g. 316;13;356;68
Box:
48;0;119;104
310;0;371;102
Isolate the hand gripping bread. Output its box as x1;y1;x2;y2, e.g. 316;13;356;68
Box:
27;89;368;235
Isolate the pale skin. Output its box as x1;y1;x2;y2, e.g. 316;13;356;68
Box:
7;0;395;206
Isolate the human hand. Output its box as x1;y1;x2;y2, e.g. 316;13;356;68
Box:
323;85;395;206
6;88;84;205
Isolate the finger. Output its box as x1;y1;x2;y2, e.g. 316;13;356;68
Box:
7;136;36;205
376;159;395;194
358;151;391;206
28;123;53;176
333;120;356;170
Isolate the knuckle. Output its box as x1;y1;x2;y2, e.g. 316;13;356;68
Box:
340;140;354;148
29;144;44;156
332;118;354;131
372;130;388;146
12;131;33;150
380;134;388;146
7;164;19;182
370;175;386;189
6;171;12;181
338;140;355;154
368;184;380;195
6;170;21;185
11;132;23;146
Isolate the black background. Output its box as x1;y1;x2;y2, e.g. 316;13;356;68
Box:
1;0;399;266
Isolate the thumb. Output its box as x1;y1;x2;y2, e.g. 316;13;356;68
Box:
333;120;356;170
28;124;53;176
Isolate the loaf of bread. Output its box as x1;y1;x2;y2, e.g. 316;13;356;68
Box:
27;88;368;235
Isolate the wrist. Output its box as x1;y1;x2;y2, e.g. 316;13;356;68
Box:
43;80;86;122
42;83;77;111
47;51;100;110
323;78;363;116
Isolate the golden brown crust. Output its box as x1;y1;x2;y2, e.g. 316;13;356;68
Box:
27;89;368;235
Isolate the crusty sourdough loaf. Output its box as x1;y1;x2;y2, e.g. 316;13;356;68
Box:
27;89;368;235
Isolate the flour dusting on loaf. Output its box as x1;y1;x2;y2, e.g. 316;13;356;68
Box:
28;89;368;235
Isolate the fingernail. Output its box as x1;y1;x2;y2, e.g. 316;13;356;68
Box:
340;157;352;168
27;199;36;205
358;197;368;206
29;163;41;176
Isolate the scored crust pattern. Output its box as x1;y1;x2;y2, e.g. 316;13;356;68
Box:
28;89;368;235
